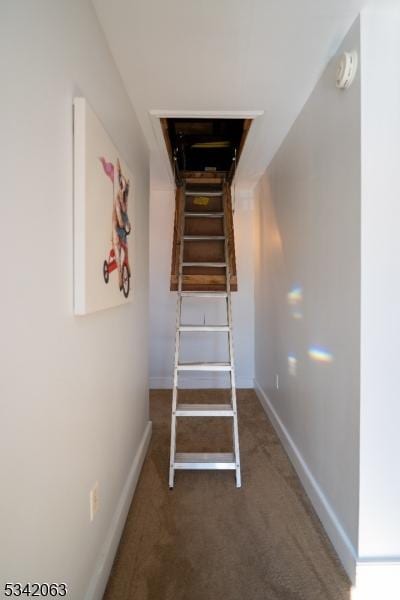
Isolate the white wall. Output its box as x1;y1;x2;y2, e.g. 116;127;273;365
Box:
0;2;150;599
359;7;400;562
254;19;361;580
149;188;254;389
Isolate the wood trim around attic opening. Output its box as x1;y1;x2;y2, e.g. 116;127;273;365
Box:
170;186;185;290
160;117;175;175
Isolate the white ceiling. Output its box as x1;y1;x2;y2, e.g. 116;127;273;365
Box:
93;0;370;190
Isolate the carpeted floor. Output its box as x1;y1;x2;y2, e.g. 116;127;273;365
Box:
104;390;351;600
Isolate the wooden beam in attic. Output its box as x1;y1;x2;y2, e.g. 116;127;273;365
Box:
182;170;225;184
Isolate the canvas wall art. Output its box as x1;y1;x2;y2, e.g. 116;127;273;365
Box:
73;97;134;314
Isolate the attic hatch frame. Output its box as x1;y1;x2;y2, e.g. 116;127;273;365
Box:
149;110;263;293
149;110;263;187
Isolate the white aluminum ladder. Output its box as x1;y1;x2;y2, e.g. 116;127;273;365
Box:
169;184;241;488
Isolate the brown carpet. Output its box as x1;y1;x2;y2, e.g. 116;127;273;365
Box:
104;390;351;600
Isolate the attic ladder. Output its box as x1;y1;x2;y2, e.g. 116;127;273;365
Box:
169;183;241;488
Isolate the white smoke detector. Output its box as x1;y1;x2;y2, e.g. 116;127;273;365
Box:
336;51;358;89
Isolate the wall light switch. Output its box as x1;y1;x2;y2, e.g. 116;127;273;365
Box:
275;374;279;390
90;482;99;522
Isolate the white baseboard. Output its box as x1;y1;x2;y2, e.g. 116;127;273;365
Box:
85;421;152;600
352;560;400;600
254;380;357;582
149;375;254;389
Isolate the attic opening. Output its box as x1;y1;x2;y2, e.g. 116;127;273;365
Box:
166;117;244;293
161;117;251;184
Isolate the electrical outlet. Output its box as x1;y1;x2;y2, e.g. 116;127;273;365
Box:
90;482;99;522
275;374;279;390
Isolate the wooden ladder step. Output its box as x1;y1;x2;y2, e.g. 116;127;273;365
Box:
185;191;223;197
180;292;228;298
183;235;225;241
184;212;224;218
182;262;226;267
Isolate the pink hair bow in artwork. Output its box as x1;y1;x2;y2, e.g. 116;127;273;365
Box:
99;157;114;183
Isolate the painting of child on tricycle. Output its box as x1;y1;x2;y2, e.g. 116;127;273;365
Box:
100;157;132;298
74;98;135;314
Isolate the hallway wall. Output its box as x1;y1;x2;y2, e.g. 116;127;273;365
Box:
149;187;254;389
358;6;400;565
0;2;149;599
254;19;361;580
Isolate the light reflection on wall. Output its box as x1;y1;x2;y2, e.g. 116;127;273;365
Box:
288;354;297;376
308;347;334;364
270;226;283;252
287;286;303;319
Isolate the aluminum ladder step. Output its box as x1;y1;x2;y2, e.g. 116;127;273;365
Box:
185;191;222;197
177;362;232;372
175;404;234;417
183;235;225;241
179;325;229;332
174;452;236;470
182;262;226;267
180;291;228;298
184;212;224;218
